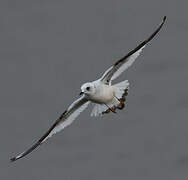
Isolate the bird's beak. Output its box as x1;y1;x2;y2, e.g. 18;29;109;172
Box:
79;92;84;95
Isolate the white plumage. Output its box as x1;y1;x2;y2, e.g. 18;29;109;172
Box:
10;16;166;162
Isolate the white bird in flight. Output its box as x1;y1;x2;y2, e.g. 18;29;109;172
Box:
10;16;166;162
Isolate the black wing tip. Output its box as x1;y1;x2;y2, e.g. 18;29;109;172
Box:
10;157;17;162
163;16;167;22
10;154;23;162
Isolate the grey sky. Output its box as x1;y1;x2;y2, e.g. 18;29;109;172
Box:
1;0;188;180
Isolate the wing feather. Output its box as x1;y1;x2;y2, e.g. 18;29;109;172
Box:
101;16;166;83
10;96;89;162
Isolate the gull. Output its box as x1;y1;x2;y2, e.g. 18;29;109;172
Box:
10;16;166;162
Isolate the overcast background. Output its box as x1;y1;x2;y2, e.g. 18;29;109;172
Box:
0;0;188;179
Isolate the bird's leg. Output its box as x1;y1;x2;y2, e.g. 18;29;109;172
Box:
114;95;121;103
114;95;125;104
104;103;116;113
113;95;125;110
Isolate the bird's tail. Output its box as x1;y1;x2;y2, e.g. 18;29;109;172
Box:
91;80;129;117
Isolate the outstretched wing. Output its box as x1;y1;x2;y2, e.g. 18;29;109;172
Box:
10;96;90;162
100;16;166;84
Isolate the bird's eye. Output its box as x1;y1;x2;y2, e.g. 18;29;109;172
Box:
86;87;90;91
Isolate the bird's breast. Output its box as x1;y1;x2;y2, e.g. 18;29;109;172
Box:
90;85;114;104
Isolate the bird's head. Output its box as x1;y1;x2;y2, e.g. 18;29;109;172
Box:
80;82;95;96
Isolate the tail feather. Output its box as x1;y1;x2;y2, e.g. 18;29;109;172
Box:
113;80;129;99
